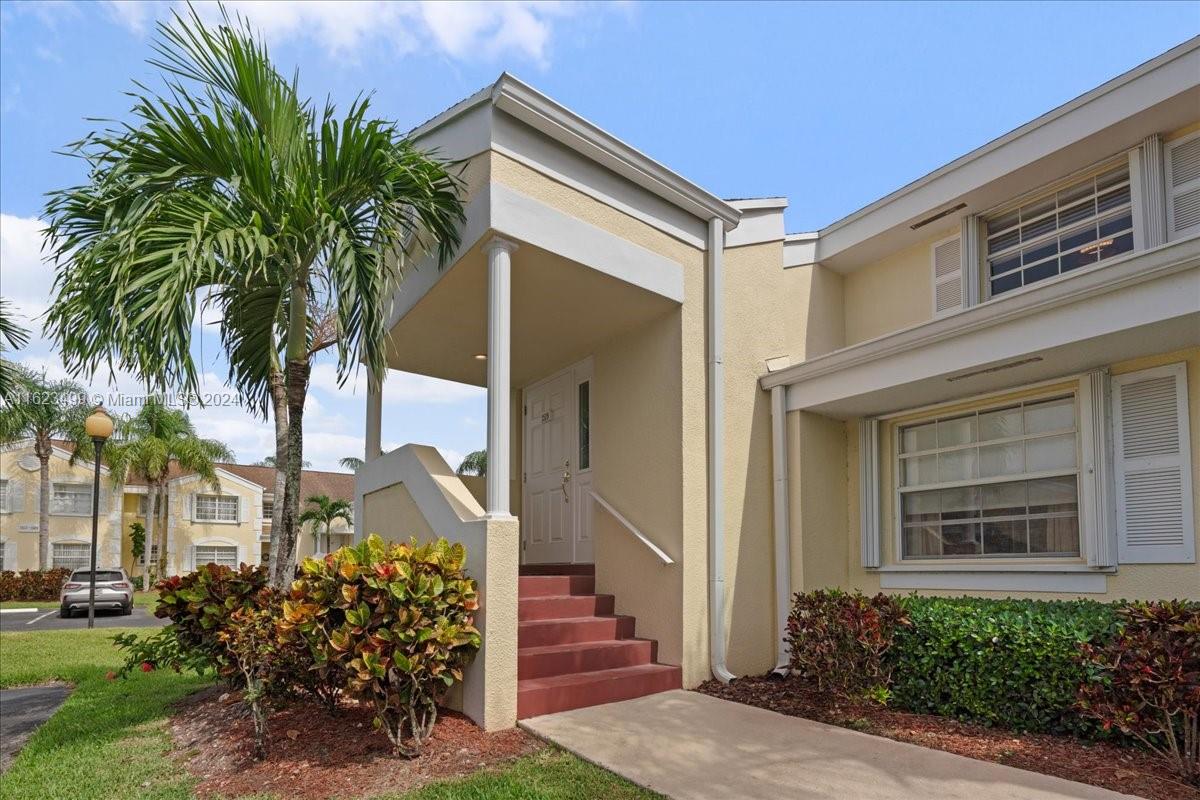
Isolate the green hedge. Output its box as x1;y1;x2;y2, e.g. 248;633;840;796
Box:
890;596;1121;737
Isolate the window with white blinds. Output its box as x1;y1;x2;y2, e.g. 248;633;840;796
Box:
0;480;8;514
1111;363;1195;564
193;545;238;568
53;542;92;571
51;483;92;516
898;395;1081;559
985;165;1134;297
1166;131;1200;240
194;494;238;523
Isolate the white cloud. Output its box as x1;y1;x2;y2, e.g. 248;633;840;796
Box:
103;0;606;65
309;362;481;405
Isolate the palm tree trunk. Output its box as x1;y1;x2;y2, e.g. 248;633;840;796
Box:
268;366;287;580
274;279;310;588
143;488;156;582
36;437;50;571
155;483;168;577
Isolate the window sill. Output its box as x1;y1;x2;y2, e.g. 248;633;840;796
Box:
192;519;240;526
876;565;1109;594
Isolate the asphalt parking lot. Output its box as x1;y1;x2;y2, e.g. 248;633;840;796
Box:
0;606;166;632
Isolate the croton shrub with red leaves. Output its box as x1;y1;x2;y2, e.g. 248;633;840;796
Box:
786;589;909;697
1077;600;1200;785
0;568;71;601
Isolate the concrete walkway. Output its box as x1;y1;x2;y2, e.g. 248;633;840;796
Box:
0;684;71;772
520;690;1138;800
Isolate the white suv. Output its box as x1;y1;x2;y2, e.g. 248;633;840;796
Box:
59;568;134;617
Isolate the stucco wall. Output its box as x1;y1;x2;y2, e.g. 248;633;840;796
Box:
0;447;122;572
361;482;437;543
166;475;262;573
842;227;955;347
819;346;1200;601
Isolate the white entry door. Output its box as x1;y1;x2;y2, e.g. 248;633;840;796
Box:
522;359;593;564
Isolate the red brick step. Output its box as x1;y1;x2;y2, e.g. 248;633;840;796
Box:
517;663;682;718
518;615;635;648
519;594;615;621
518;575;596;597
518;638;656;680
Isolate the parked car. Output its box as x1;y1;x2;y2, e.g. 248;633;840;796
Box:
59;568;133;617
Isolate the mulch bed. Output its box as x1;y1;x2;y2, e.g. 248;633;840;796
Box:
170;687;544;799
696;675;1199;800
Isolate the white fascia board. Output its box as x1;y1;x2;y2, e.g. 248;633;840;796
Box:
171;467;263;494
783;233;819;268
384;182;685;333
490;75;740;228
763;236;1200;405
817;37;1200;261
725;199;788;248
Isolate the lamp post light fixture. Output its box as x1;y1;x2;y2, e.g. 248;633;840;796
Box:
83;406;114;629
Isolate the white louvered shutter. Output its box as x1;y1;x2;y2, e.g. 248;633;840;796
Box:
1111;363;1195;564
1166;131;1200;240
931;235;963;316
186;493;195;522
8;478;24;513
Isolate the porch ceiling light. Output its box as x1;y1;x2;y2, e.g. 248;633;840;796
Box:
473;353;487;361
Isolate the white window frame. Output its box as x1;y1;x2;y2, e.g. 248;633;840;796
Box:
193;494;239;524
52;541;92;571
50;482;93;517
192;543;238;568
893;390;1084;563
0;479;8;514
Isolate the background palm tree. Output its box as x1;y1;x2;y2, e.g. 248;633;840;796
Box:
254;455;309;468
456;450;487;477
0;299;30;404
0;367;92;569
298;494;353;556
43;7;465;587
101;398;233;579
338;456;364;472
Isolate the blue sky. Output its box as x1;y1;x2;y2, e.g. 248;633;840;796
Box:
1;1;1197;471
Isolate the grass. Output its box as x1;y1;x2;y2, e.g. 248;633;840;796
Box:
0;627;207;800
0;628;659;800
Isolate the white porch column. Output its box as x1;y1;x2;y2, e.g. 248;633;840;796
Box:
484;237;517;519
365;375;383;463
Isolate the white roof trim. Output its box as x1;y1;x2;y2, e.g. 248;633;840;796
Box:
816;36;1200;258
783;232;819;268
727;197;788;211
171;466;264;495
411;73;741;230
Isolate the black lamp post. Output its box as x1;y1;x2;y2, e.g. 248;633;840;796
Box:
84;406;113;629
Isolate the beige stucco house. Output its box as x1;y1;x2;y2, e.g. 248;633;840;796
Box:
354;38;1197;732
0;442;354;576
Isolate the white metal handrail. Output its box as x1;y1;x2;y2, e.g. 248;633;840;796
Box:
588;490;674;565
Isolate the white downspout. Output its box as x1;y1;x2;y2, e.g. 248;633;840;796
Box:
707;216;736;684
770;385;793;674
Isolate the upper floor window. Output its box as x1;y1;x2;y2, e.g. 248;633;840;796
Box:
985;165;1133;298
194;494;238;523
0;479;8;513
898;395;1080;560
51;482;93;516
262;499;274;521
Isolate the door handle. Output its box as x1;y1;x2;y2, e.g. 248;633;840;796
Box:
561;468;571;503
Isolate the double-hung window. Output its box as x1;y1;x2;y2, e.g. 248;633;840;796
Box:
985;165;1133;298
51;482;93;516
194;495;238;523
0;479;8;513
898;395;1080;559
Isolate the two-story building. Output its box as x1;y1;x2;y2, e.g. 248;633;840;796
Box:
0;442;354;575
354;38;1200;731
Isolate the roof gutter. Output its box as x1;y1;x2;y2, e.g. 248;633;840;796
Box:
707;216;736;684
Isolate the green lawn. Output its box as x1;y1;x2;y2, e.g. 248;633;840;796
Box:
0;628;658;800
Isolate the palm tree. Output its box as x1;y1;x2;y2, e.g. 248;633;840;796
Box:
254;455;308;468
0;367;92;569
298;494;352;556
457;450;487;477
101;398;233;579
338;456;364;472
0;299;30;404
43;7;464;588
